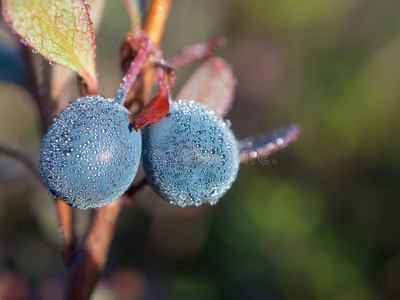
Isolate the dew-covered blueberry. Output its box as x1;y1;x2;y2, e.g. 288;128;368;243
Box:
142;99;239;208
39;96;141;209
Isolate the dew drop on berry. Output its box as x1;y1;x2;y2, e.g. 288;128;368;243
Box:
39;96;142;209
142;100;239;208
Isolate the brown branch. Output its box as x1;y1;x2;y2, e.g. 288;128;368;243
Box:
0;144;40;180
143;0;173;46
20;44;53;134
125;177;148;198
64;199;123;300
56;200;77;266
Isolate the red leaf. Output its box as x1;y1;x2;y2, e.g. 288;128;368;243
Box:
176;57;235;118
130;76;170;131
167;36;228;69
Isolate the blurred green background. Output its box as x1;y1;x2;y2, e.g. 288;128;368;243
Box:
1;0;400;299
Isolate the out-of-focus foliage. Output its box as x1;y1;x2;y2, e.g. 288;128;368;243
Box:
0;45;28;87
1;0;400;299
2;0;98;86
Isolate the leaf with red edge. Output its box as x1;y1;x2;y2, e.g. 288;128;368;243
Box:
87;0;107;30
176;57;235;118
51;0;106;101
2;0;97;92
130;77;170;131
238;124;302;163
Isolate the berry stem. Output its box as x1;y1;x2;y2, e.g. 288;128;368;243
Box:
125;177;148;198
115;29;150;105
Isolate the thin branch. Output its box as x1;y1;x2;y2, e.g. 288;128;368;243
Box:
149;58;176;91
0;145;78;264
125;177;148;198
123;0;142;27
39;59;52;114
20;44;53;134
12;45;77;267
0;144;40;180
57;199;77;266
55;68;103;270
115;30;150;105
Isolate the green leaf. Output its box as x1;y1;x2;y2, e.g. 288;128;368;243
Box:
2;0;97;91
50;0;106;101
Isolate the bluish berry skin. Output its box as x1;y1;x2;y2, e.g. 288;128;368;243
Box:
39;96;141;209
142;100;239;208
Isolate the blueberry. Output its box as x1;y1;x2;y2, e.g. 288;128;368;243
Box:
142;100;239;207
39;96;141;209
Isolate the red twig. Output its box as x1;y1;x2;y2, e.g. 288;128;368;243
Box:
149;58;176;91
115;30;150;105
